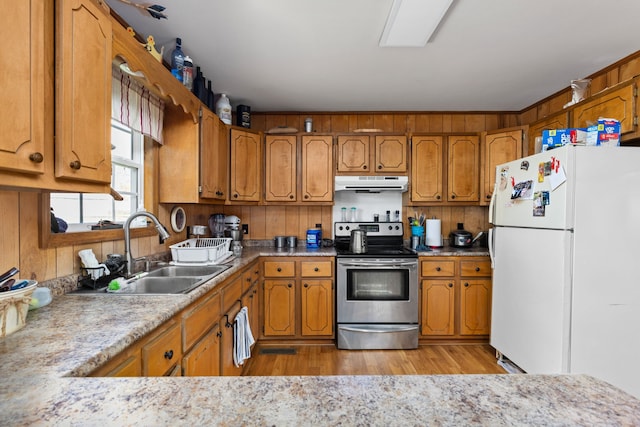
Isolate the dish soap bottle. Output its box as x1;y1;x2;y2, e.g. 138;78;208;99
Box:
216;93;232;124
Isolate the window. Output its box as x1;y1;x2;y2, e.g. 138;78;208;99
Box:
51;120;145;232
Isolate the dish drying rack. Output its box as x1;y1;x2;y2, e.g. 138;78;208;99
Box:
78;263;126;290
170;238;232;265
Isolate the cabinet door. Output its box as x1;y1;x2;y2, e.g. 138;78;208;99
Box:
220;301;243;376
411;135;443;202
0;0;45;174
301;135;333;202
459;279;492;335
301;279;333;336
142;321;182;376
263;279;295;336
265;135;297;202
55;0;112;183
447;135;480;202
420;280;455;336
481;128;523;205
182;324;220;376
337;135;369;173
229;129;261;201
572;81;636;138
182;291;220;353
200;110;227;200
526;112;569;156
375;135;407;173
242;282;259;341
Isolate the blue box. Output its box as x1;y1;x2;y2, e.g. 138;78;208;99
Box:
586;118;620;146
541;128;587;151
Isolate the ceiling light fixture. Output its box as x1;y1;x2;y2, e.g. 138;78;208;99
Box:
379;0;454;47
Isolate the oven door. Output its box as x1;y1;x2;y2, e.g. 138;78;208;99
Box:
337;258;418;324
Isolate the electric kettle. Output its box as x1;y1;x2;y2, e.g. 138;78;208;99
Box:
349;229;368;254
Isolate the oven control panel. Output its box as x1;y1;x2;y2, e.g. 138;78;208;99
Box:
334;221;404;237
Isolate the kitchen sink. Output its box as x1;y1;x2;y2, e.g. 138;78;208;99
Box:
146;265;229;278
71;264;231;295
125;276;203;294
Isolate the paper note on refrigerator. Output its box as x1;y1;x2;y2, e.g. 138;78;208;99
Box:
549;166;567;191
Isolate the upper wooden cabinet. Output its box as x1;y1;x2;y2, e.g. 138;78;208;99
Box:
55;0;112;184
0;0;46;175
0;0;110;192
264;134;333;204
480;127;524;205
411;134;479;205
526;111;569;156
229;128;262;202
336;134;407;175
571;80;638;140
411;135;444;203
160;107;228;203
265;135;297;202
447;135;480;203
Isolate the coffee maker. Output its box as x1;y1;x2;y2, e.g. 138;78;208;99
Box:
224;215;243;255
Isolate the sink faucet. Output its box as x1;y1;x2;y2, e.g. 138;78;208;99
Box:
124;210;171;277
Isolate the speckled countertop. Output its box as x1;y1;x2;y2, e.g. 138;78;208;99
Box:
1;247;638;426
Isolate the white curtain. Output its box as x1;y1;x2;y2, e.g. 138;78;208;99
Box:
112;66;165;144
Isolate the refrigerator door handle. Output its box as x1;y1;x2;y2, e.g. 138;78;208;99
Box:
489;180;497;225
488;228;495;269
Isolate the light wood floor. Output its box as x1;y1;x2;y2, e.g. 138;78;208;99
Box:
243;343;507;376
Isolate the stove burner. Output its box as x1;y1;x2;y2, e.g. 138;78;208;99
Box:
333;221;416;258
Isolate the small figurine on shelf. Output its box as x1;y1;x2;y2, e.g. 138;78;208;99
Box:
142;35;164;62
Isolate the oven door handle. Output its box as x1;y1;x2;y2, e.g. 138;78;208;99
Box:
340;325;419;333
339;262;417;268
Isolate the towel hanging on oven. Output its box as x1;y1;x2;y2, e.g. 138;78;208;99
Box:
233;306;255;367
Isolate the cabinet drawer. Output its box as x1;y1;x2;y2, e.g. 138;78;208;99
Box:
460;260;492;277
421;260;455;277
142;321;182;376
263;261;295;277
221;276;242;313
182;292;221;352
301;260;333;277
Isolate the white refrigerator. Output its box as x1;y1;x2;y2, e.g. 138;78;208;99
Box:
489;144;640;399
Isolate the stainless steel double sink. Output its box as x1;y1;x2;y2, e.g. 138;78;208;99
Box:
77;265;231;295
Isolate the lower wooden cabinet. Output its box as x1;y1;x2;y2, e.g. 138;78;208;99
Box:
220;301;243;376
182;324;221;376
261;257;334;340
419;256;492;342
142;320;182;376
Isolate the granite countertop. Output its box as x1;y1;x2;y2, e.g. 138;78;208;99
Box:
1;246;638;425
416;245;490;257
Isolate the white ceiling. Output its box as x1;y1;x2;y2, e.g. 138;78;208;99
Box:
105;0;640;113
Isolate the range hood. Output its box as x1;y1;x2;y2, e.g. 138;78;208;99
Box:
335;176;408;192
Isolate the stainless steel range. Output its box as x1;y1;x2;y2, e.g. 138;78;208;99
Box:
334;221;419;350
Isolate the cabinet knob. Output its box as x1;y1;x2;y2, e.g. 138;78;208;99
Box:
304;194;309;199
246;277;251;282
217;331;222;338
29;152;44;163
377;165;382;170
233;193;239;198
464;282;469;287
475;267;480;272
436;267;441;271
287;283;292;288
363;165;367;170
451;194;456;199
164;350;174;360
304;283;308;288
69;160;82;170
289;195;294;199
314;267;319;272
436;195;441;200
486;194;492;199
253;289;257;294
448;283;453;288
249;294;253;299
277;267;282;272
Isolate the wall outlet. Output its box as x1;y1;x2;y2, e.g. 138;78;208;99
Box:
242;224;249;234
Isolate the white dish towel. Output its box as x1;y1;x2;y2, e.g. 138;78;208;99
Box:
233;306;255;367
